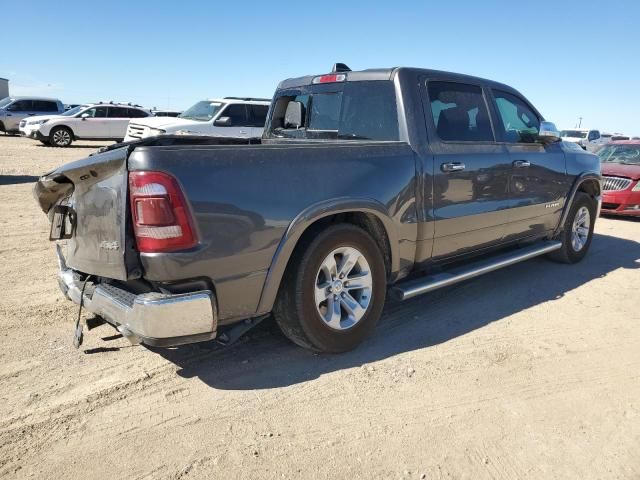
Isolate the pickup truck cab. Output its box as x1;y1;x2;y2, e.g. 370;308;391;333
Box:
123;97;270;142
560;128;602;151
35;65;601;353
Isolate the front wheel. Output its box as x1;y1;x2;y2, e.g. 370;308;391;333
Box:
548;192;596;264
274;224;387;353
50;126;73;147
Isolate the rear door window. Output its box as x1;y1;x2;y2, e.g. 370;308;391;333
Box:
247;105;269;127
427;81;494;142
33;100;59;112
492;90;540;143
107;107;129;118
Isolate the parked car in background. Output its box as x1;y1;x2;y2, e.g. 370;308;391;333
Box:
151;109;182;117
35;102;151;147
64;104;81;111
35;65;601;353
598;140;640;216
560;128;601;151
0;97;64;133
124;97;270;141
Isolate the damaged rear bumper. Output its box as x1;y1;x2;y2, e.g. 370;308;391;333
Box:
57;259;217;347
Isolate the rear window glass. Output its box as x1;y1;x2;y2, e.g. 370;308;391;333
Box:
267;81;399;141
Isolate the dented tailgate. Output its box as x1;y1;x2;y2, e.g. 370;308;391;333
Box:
34;146;139;281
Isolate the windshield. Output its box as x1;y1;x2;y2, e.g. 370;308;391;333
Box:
560;130;587;138
597;144;640;165
178;101;223;121
0;97;13;108
62;105;87;117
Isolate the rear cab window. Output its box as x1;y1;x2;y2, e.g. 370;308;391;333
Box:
265;81;400;141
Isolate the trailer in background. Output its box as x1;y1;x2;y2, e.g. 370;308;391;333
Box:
0;78;8;99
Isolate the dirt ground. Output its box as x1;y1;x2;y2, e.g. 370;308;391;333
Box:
0;134;639;480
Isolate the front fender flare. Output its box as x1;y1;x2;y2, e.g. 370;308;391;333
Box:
552;172;602;237
255;197;400;314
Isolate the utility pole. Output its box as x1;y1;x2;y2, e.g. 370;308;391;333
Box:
577;117;583;128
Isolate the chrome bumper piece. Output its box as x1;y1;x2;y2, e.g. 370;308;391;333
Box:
57;266;217;346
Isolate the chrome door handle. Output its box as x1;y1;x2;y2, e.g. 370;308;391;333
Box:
512;160;531;168
441;162;465;172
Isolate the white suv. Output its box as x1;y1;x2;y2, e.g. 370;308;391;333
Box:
36;103;151;147
124;97;270;142
560;128;601;151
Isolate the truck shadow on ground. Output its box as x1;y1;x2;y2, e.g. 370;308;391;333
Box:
154;232;639;390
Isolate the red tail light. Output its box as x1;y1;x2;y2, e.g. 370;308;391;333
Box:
128;171;197;253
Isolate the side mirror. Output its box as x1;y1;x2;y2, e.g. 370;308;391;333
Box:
214;116;232;127
538;121;561;144
284;101;304;129
80;113;90;120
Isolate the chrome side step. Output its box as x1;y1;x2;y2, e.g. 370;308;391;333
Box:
391;240;562;301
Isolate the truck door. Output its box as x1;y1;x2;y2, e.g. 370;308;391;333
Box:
75;106;109;138
105;106;130;139
247;104;269;137
489;89;569;240
4;99;34;130
423;80;511;260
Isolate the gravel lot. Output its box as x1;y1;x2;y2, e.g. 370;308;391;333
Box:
0;134;639;479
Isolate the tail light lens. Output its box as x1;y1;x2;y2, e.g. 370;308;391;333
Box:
128;171;197;253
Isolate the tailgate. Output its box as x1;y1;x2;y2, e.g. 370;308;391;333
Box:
34;146;139;281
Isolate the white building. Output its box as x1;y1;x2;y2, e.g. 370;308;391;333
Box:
0;78;8;99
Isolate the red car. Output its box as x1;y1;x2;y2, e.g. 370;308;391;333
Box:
598;141;640;217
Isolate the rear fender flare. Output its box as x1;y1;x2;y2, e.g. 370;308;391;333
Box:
255;197;400;314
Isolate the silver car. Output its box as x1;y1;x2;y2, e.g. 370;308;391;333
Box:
0;96;64;133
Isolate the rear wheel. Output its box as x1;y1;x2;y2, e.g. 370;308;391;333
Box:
50;126;73;147
548;192;596;263
274;224;386;352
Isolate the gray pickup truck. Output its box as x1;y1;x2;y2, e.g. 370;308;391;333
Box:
35;65;601;353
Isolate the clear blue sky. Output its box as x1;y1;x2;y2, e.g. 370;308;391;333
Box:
3;0;639;135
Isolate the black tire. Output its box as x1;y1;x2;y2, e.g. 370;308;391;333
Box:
274;223;387;353
0;121;5;133
548;192;596;264
50;126;73;147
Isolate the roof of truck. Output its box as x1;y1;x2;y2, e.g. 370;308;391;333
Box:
5;95;61;101
277;67;516;92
